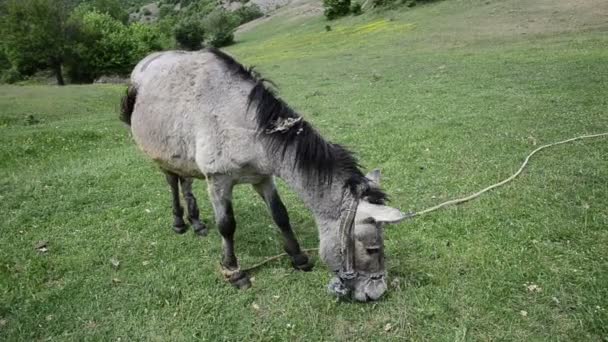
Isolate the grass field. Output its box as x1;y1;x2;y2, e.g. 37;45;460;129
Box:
1;0;607;340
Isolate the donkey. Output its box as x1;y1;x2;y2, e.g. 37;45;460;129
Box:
120;48;406;301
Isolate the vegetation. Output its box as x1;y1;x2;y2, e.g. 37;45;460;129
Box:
202;9;239;48
67;10;163;82
0;0;263;84
173;16;205;50
0;0;163;84
74;0;130;23
234;4;264;25
1;0;73;85
1;0;607;340
323;0;351;20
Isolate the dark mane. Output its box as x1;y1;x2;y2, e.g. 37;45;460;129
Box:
207;48;387;203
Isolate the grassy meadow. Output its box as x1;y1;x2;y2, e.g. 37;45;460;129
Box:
1;0;607;340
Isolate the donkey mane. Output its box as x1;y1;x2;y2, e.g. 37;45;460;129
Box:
208;48;387;203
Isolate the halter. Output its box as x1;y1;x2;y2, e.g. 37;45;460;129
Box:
337;188;359;282
329;186;388;297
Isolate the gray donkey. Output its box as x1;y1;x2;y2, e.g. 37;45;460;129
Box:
121;48;406;301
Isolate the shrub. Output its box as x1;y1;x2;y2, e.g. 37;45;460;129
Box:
234;4;263;25
66;10;163;82
202;9;239;48
1;67;23;84
350;2;362;15
129;22;164;60
323;0;351;20
174;17;205;50
159;4;175;18
89;0;130;24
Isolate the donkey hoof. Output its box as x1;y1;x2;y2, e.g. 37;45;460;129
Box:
194;228;209;237
292;254;314;272
173;224;188;234
229;271;251;290
192;222;209;237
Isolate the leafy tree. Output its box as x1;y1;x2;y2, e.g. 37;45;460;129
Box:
67;10;129;82
174;17;205;50
158;3;175;19
76;0;129;23
128;22;164;60
1;0;72;85
234;4;263;25
67;10;163;82
202;9;239;48
323;0;350;20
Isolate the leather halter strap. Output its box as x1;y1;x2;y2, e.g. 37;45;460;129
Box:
337;188;359;281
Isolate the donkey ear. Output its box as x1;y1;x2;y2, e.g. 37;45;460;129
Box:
365;169;382;185
356;201;406;224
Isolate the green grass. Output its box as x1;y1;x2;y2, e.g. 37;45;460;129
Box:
1;0;608;340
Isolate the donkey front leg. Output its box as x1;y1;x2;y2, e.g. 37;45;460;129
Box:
207;176;251;289
253;177;313;271
165;172;187;234
178;177;208;236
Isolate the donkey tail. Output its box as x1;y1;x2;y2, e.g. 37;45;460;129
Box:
120;86;137;126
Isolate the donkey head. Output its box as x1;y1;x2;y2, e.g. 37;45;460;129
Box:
328;170;406;302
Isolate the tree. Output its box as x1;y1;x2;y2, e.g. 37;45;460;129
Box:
202;9;239;48
74;0;129;24
323;0;351;20
1;0;72;85
67;10;163;82
174;17;204;50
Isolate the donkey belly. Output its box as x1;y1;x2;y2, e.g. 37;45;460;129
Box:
131;113;270;180
131;112;205;178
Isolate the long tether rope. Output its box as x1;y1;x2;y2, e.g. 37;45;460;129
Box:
242;132;608;272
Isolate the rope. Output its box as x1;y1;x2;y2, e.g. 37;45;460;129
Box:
242;248;319;272
414;132;608;216
242;132;608;272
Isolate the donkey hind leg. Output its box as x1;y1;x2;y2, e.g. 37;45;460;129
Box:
207;176;251;289
253;177;313;271
165;172;187;234
179;177;208;236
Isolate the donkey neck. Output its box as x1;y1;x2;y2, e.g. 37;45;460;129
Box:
272;157;351;271
274;159;346;221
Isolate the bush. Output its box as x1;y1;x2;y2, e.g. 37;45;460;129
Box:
202;9;239;48
129;22;165;60
323;0;351;20
174;17;205;50
66;10;163;82
350;2;362;15
159;4;175;18
1;67;23;84
234;4;263;25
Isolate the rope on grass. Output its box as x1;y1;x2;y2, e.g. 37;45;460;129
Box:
242;132;608;272
412;132;608;217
